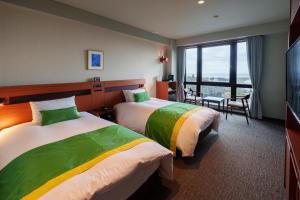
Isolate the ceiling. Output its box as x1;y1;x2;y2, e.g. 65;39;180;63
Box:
54;0;289;39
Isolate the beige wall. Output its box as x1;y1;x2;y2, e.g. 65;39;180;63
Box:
176;20;288;46
261;33;288;120
0;2;168;97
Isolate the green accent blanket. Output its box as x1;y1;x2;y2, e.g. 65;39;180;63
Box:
0;125;149;200
145;102;200;152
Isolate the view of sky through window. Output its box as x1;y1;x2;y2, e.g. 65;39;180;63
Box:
185;43;251;84
202;45;230;82
185;48;197;82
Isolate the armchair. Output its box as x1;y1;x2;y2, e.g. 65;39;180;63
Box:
226;94;252;125
184;88;203;105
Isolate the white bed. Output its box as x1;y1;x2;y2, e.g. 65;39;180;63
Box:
0;112;173;200
114;98;220;157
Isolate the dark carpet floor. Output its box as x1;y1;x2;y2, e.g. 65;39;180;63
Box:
131;114;286;200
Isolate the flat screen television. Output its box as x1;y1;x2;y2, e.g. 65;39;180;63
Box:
287;37;300;122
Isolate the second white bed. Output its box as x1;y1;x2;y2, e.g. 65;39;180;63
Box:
114;98;220;157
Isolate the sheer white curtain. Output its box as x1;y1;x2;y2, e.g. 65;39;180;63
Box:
247;35;264;119
176;47;186;102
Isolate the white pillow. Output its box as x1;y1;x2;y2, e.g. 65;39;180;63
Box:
30;96;77;124
123;88;146;102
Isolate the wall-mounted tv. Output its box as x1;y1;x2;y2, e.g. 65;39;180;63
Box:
287;37;300;122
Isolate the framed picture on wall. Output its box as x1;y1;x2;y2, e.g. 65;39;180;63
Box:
87;50;104;70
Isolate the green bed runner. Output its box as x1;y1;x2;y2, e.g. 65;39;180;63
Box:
145;102;202;155
0;125;151;200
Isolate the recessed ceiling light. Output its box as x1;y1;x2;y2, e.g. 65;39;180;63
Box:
198;0;205;5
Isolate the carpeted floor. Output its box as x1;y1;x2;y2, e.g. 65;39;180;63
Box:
131;114;286;200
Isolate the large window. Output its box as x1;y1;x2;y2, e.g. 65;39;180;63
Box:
184;40;252;99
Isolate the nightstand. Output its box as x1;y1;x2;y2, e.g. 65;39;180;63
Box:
88;107;115;122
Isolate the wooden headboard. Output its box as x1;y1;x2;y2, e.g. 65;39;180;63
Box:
0;79;145;130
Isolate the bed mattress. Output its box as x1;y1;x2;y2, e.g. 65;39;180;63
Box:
114;98;220;157
0;112;173;200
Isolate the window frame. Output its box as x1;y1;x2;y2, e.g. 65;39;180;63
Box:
184;39;252;100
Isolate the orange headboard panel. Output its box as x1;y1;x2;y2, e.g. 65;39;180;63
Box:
0;79;145;130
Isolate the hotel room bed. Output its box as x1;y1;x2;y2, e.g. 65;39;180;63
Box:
0;112;173;200
114;98;220;157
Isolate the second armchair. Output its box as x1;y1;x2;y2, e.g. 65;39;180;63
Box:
184;88;203;105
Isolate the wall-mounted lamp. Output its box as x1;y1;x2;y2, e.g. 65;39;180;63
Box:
0;98;7;106
159;56;168;63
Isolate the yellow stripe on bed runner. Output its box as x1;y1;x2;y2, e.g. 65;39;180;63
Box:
170;107;202;156
22;137;152;200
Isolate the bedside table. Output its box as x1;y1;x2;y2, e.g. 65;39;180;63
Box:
88;107;115;122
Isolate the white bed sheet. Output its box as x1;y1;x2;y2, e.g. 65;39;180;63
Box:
114;98;220;157
0;112;173;200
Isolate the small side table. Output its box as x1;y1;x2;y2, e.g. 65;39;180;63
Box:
88;107;115;122
202;96;225;113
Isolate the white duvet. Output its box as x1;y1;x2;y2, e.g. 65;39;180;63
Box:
114;98;220;157
0;112;173;200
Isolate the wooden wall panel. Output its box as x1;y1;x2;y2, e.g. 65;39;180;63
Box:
290;0;300;46
0;82;91;98
0;103;32;130
104;91;125;107
285;1;300;199
103;79;145;88
291;0;300;23
92;91;105;110
0;79;144;130
156;81;169;100
76;95;93;112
